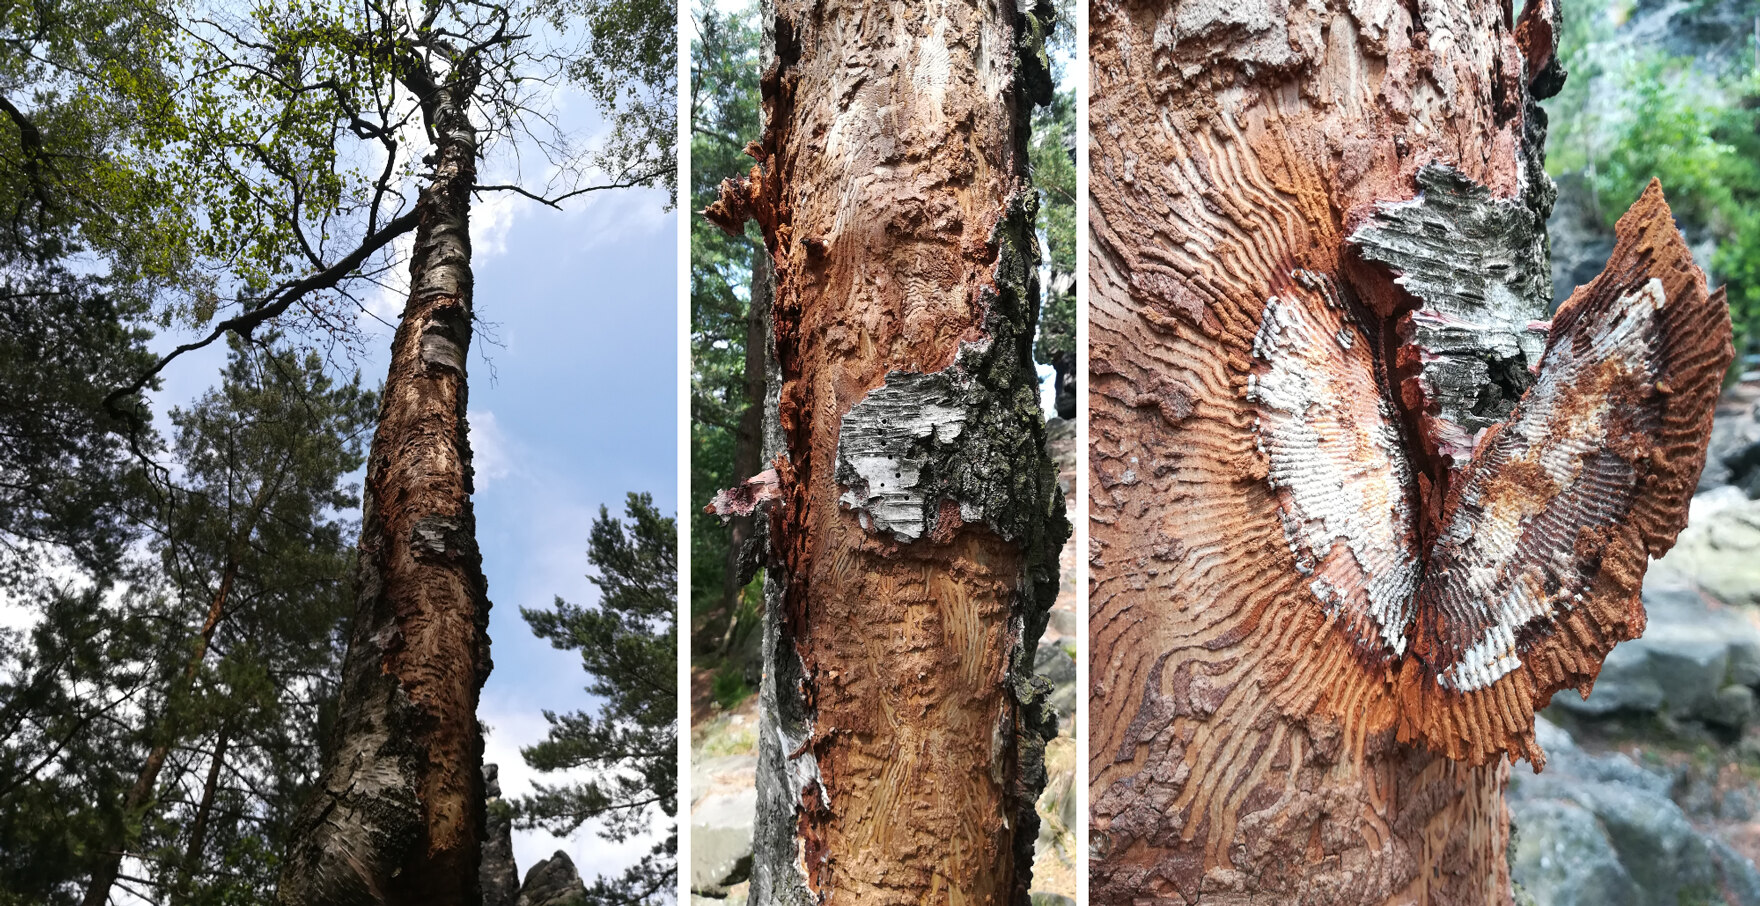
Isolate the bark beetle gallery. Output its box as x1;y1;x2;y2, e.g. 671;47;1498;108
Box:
1089;0;1731;901
704;0;1068;902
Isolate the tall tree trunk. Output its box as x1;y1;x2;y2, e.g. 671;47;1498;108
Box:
82;466;284;906
80;559;238;906
1088;0;1731;901
718;247;773;655
706;0;1067;902
276;73;490;906
172;726;229;906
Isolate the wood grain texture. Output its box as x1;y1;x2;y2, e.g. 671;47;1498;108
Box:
712;0;1067;902
1088;0;1729;899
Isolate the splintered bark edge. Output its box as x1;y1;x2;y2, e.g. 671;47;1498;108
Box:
1397;180;1733;769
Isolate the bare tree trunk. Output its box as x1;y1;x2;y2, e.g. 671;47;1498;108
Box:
172;726;229;906
718;248;773;655
82;464;287;906
277;72;490;906
706;0;1067;902
1088;0;1731;900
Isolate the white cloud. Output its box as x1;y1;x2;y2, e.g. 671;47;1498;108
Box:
564;187;674;252
472;190;521;259
469;409;515;489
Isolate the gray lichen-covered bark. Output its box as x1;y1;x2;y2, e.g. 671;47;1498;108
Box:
1350;164;1554;441
276;69;491;906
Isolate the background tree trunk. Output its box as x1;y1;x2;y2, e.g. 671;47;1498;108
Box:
718;250;774;656
276;75;491;906
708;0;1067;902
82;470;277;906
173;726;228;906
1088;0;1730;901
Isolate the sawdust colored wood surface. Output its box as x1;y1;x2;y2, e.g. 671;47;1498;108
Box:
707;0;1067;902
1087;0;1731;899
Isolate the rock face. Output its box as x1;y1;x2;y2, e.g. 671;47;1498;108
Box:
689;755;757;895
517;851;588;906
1658;486;1760;610
1549;571;1760;730
1509;719;1760;905
481;764;520;906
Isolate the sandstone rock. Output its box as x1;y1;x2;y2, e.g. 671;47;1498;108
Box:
1651;489;1760;609
1549;572;1760;729
517;851;587;906
691;786;757;893
1510;798;1640;906
1509;719;1760;906
481;764;520;906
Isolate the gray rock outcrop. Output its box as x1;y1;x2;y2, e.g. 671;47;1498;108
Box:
518;851;588;906
481;764;520;906
1548;570;1760;730
1510;719;1760;905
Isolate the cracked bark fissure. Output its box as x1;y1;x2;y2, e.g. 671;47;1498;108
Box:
276;70;489;906
1089;0;1731;900
707;0;1067;902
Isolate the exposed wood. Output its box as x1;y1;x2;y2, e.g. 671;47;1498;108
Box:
276;69;491;906
1087;0;1731;898
710;0;1067;901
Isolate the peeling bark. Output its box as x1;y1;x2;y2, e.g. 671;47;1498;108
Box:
710;0;1067;901
276;72;490;906
1088;0;1730;899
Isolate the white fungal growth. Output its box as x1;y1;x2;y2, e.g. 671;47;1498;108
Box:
1249;290;1422;656
1434;279;1666;691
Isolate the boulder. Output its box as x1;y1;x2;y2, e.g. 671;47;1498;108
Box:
1509;719;1760;906
690;752;757;895
1510;799;1640;906
1651;488;1760;609
517;851;588;906
1548;571;1760;729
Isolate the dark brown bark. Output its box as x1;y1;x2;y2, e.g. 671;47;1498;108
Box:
708;0;1066;902
1087;0;1730;899
275;71;490;906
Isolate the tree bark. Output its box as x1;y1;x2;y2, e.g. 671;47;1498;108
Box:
1088;0;1731;900
172;726;229;906
276;71;491;906
718;248;773;655
706;0;1067;902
